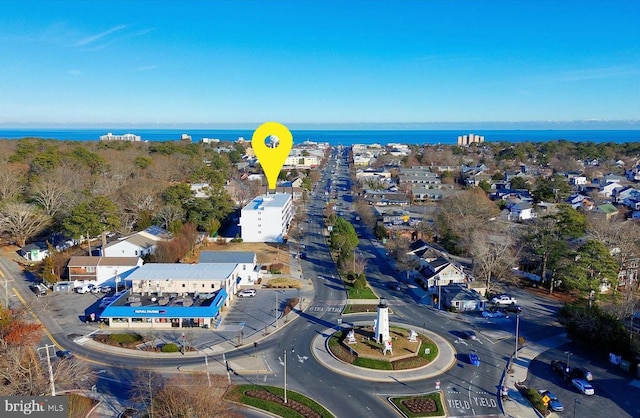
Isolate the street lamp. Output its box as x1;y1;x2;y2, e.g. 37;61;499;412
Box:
565;351;573;372
573;398;581;418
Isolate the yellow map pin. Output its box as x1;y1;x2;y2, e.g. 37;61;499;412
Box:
252;122;293;190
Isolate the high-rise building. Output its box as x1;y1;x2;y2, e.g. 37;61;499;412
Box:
457;133;485;146
239;193;293;242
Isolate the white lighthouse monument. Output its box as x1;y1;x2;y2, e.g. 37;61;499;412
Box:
374;298;390;344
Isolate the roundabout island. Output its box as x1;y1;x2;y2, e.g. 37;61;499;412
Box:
310;299;457;383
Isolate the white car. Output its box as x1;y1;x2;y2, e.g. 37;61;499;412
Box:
490;295;518;305
237;289;257;298
571;378;594;395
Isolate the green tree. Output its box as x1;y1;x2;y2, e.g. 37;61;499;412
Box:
63;196;120;239
519;205;587;293
509;176;529;190
558;240;620;299
40;243;59;284
478;180;491;192
330;217;359;268
161;183;194;206
532;174;571;203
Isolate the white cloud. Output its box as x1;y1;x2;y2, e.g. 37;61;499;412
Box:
136;65;159;72
76;24;127;47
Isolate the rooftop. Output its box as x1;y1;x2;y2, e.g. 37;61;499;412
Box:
243;193;292;211
127;263;237;281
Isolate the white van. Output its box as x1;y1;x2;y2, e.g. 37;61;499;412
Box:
75;285;91;294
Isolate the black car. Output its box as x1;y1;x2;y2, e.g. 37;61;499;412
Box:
501;305;522;314
56;350;73;359
551;360;571;380
460;330;477;340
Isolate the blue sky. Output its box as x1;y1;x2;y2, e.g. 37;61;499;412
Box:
1;0;639;127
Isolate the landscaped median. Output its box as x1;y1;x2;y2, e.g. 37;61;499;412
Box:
388;392;446;418
225;384;335;418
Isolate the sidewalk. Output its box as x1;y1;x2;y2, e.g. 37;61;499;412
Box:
502;334;570;418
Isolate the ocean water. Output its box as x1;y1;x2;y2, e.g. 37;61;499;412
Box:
0;129;639;146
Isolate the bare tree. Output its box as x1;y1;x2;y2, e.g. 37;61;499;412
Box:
469;231;517;293
155;205;185;230
0;163;28;202
0;202;51;246
30;168;75;216
130;368;163;418
353;252;368;275
438;188;500;252
131;371;240;418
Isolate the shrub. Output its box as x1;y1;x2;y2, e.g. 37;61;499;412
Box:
161;343;180;353
523;387;547;415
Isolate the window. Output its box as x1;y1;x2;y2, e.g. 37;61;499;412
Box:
182;284;186;288
86;266;95;273
211;284;215;289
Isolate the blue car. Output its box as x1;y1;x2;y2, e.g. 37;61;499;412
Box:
539;390;564;412
468;352;480;366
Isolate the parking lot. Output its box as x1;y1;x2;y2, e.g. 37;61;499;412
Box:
528;344;640;418
29;284;304;352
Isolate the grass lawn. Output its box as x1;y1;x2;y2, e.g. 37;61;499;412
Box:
346;286;378;299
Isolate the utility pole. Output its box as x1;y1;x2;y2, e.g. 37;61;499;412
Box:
515;314;520;359
284;350;287;404
38;344;56;395
275;291;279;329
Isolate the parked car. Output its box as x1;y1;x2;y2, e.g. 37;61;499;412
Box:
551;360;571;380
56;350;73;359
490;294;517;305
501;305;522;314
539;390;564;412
29;283;48;297
572;378;595;395
468;352;480;366
570;367;593;381
237;289;257;298
75;285;91;294
460;330;477;340
100;286;114;293
482;310;505;318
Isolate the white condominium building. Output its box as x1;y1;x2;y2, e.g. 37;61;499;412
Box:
239;193;293;243
100;132;142;142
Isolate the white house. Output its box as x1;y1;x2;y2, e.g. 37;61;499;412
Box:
67;256;143;287
507;201;536;221
239;193;293;242
418;256;468;290
199;251;261;286
19;242;49;262
101;225;171;258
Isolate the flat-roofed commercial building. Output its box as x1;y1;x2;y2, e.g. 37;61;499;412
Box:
239;193;293;242
99;263;239;329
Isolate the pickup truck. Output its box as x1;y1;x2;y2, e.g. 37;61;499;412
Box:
490;294;517;305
